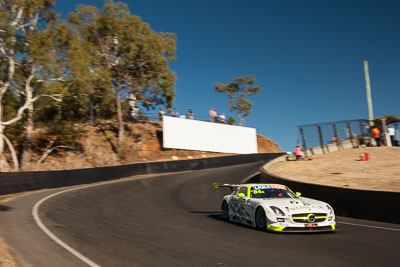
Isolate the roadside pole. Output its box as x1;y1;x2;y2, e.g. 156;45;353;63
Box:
363;60;374;127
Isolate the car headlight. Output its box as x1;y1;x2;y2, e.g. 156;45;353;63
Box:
326;205;333;215
270;206;285;216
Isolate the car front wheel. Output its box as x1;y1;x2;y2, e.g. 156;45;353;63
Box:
255;207;267;230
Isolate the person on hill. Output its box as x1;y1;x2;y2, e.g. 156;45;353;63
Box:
219;113;226;123
171;108;179;117
158;108;165;121
371;127;381;146
294;145;304;160
388;126;396;146
129;107;140;121
209;108;217;122
187;108;194;119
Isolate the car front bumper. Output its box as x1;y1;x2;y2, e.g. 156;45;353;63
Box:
267;222;336;232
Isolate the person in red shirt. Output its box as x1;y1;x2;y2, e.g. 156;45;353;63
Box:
294;145;304;160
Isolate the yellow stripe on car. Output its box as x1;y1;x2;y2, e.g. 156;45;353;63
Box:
267;225;286;231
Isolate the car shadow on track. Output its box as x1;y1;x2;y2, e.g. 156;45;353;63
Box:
0;205;13;211
190;210;336;235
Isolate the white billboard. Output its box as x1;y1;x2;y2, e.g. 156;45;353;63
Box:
163;116;258;154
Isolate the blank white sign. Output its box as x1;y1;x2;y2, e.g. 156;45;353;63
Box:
163;116;258;154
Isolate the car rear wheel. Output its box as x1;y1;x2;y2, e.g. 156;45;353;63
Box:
255;207;267;230
221;201;230;222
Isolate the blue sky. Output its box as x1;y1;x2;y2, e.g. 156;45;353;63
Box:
56;0;400;151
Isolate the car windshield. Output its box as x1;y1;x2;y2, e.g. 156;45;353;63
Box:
250;185;296;199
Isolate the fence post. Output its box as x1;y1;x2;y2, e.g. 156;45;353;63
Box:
359;120;365;136
359;120;367;146
346;122;355;148
332;123;341;150
299;127;308;157
316;124;326;154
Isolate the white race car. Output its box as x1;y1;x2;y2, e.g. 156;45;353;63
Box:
213;183;336;232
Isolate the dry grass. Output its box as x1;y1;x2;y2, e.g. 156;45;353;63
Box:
267;147;400;192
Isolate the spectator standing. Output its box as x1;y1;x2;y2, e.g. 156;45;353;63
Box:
187;108;194;119
171;108;179;117
158;108;165;121
129;107;140;120
294;145;303;160
209;108;217;122
371;127;381;146
219;113;226;123
388;126;396;146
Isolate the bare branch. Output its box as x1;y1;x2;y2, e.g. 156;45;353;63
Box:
0;38;6;55
17;12;39;31
36;139;73;169
0;134;19;171
11;7;24;27
2;68;36;126
36;138;55;167
2;100;30;126
30;11;40;31
40;94;63;102
36;77;66;83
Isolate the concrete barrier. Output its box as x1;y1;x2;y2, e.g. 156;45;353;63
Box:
0;153;284;195
305;139;356;156
248;169;400;224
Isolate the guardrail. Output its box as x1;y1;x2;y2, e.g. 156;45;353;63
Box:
248;168;400;224
0;153;284;196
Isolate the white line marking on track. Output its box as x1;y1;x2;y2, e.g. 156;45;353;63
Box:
32;185;104;267
339;221;400;232
32;175;157;267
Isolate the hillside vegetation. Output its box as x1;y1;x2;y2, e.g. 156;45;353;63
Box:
2;120;281;172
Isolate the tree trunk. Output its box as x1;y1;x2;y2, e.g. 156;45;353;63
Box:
21;102;34;171
0;105;5;171
57;95;63;121
0;105;11;172
115;89;125;158
2;133;19;171
90;102;94;124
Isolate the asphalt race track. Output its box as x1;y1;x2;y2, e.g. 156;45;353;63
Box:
1;162;400;267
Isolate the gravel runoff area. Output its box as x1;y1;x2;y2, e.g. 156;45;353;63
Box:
0;238;16;267
1;193;25;267
267;147;400;192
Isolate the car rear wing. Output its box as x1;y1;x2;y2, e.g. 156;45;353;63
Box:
212;183;241;192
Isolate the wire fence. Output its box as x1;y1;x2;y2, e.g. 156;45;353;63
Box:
297;119;375;156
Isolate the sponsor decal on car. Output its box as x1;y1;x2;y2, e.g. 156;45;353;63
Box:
253;185;287;190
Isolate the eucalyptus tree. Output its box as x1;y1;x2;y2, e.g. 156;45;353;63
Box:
0;0;68;171
68;0;176;157
214;75;261;126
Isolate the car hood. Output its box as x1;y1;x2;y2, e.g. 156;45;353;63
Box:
258;197;330;214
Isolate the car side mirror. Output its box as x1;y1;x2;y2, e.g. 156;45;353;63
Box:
295;192;302;197
237;193;245;198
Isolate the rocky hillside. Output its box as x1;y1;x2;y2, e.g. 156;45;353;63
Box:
10;120;282;171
